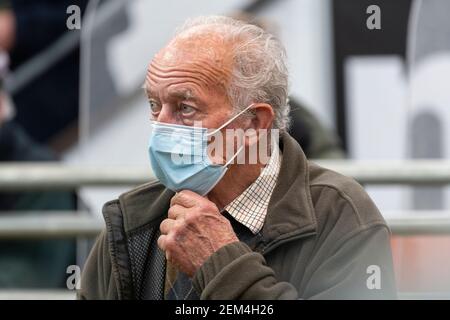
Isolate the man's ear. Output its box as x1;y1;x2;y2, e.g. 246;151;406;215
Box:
243;103;275;148
248;103;275;131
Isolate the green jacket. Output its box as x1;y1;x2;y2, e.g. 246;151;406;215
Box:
78;132;396;299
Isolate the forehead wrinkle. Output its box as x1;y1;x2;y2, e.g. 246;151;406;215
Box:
150;58;229;89
146;70;214;98
152;52;231;79
189;60;231;87
147;30;235;104
148;63;215;88
157;52;231;80
147;66;229;100
146;77;208;102
151;59;224;83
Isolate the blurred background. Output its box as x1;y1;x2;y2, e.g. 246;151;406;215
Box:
0;0;450;299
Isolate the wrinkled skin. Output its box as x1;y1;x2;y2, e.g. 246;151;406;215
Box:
157;190;238;277
147;27;274;277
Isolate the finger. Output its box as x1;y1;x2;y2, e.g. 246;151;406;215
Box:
157;234;167;251
167;204;186;220
165;250;172;263
170;190;203;208
159;218;177;235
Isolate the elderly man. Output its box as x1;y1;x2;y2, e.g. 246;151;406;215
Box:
79;16;396;300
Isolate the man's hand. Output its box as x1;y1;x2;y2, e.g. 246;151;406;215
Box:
157;190;239;277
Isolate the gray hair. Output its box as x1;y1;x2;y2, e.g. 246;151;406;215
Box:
174;15;290;131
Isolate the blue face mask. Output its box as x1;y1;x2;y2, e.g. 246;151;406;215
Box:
148;104;253;195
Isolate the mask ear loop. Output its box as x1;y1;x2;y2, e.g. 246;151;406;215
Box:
207;103;256;137
224;145;244;167
207;103;255;166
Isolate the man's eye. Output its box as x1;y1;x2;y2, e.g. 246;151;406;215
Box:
180;103;195;115
149;100;161;113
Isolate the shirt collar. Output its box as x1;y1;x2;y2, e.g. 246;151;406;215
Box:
224;144;282;234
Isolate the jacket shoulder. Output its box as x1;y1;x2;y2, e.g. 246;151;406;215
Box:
120;179;165;200
103;179;172;233
307;161;387;233
102;179;161;211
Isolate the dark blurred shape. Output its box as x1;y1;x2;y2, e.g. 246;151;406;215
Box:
289;97;345;159
0;42;76;288
333;0;412;150
0;121;77;288
3;0;88;146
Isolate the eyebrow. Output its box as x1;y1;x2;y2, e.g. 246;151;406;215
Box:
142;83;154;99
141;82;204;106
169;88;198;102
143;84;202;104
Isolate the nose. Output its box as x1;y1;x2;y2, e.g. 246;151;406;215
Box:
155;104;177;124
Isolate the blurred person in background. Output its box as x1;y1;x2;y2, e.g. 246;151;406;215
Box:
0;0;88;149
232;12;345;159
288;98;344;159
0;50;76;288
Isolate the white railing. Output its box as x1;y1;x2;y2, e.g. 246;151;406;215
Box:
0;211;449;237
1;160;450;190
0;212;103;238
2;161;450;299
1;160;450;236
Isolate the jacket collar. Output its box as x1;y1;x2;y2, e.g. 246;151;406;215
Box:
119;132;317;244
119;182;174;233
260;131;317;251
